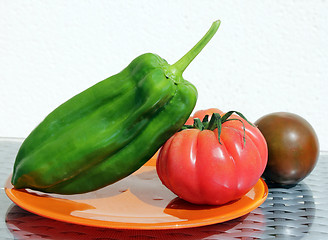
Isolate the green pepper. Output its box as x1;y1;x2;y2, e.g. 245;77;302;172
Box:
12;20;221;194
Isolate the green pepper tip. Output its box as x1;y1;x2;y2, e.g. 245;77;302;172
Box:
212;20;221;27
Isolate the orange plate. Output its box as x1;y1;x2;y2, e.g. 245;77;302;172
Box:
5;157;268;230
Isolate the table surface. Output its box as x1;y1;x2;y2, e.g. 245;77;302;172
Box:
1;137;327;240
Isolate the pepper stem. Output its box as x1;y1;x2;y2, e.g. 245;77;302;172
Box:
171;20;221;75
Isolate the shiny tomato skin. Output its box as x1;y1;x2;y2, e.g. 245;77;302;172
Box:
157;108;268;205
255;112;319;185
187;108;268;164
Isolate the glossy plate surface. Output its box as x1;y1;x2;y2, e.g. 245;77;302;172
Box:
5;157;268;230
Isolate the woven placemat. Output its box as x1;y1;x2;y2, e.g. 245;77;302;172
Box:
1;138;327;239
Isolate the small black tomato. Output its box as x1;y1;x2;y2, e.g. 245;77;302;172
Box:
255;112;319;185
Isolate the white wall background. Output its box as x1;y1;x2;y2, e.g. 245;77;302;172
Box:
1;1;327;150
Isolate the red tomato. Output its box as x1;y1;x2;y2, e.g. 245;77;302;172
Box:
156;108;268;205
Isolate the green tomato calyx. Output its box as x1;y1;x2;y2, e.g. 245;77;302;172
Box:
181;111;255;146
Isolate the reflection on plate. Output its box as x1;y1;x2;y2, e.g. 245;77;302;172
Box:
5;157;268;230
6;205;266;239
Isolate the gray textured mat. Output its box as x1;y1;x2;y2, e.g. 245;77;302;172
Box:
1;138;327;239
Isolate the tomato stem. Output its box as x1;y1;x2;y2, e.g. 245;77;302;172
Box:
193;118;205;131
181;111;255;146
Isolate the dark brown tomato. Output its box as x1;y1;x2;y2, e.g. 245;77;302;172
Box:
254;112;319;185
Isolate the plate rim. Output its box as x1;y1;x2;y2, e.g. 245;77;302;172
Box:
5;172;268;230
